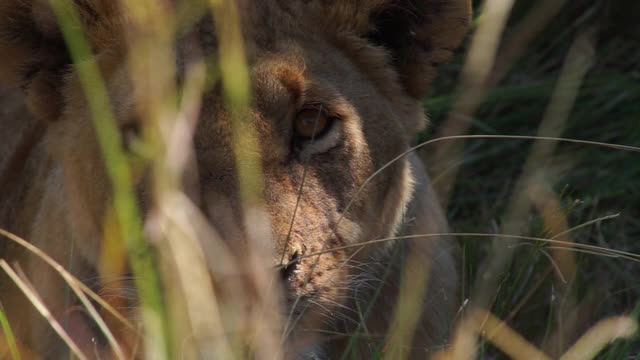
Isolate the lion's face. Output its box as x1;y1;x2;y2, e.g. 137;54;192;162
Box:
58;22;418;341
0;0;470;355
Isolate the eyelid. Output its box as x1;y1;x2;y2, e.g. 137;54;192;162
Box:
300;103;340;119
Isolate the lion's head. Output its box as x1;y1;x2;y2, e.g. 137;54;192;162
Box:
0;0;470;357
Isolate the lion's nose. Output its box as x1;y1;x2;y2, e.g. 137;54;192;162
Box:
280;251;300;283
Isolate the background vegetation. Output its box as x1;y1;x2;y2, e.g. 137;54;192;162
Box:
426;0;639;357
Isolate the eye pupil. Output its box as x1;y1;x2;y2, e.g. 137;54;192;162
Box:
294;109;329;139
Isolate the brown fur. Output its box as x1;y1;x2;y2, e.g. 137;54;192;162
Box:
0;0;470;358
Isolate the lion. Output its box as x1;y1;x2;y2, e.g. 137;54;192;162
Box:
0;0;471;358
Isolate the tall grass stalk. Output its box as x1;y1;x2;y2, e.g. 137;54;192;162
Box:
471;29;596;310
209;0;284;355
428;0;517;206
47;0;169;357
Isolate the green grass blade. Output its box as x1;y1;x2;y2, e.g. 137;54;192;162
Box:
0;304;21;360
47;1;170;357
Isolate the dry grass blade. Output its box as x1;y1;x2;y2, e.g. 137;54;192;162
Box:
0;228;136;328
543;247;631;259
471;29;596;309
534;247;567;284
559;316;638;360
0;228;135;336
295;232;640;264
439;310;637;360
429;0;517;206
551;214;619;240
382;255;432;359
429;135;640;153
469;308;551;360
0;260;88;360
329;134;639;260
489;0;569;84
155;193;233;357
433;322;477;360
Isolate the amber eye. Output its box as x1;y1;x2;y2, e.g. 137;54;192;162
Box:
294;108;331;140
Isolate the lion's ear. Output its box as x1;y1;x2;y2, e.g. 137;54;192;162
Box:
0;0;121;122
318;0;471;100
366;0;472;99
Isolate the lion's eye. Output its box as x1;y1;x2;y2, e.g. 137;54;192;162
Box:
294;109;332;140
